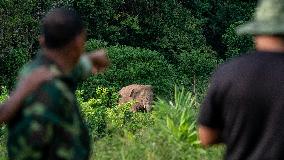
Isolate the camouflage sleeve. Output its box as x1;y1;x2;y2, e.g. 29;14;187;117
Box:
69;55;92;82
8;99;55;159
8;82;76;160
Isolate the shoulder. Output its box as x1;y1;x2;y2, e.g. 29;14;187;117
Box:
18;61;38;79
214;52;257;79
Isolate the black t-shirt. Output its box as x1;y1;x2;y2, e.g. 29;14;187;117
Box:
198;51;284;160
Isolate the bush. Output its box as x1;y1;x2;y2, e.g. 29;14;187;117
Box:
85;39;108;52
0;86;8;158
0;86;8;103
78;86;154;139
73;0;209;62
0;0;78;88
91;87;224;160
80;40;178;99
0;0;45;88
178;49;218;78
0;48;30;89
175;47;220;101
140;1;208;63
77;87;119;139
202;1;255;57
177;47;219;81
106;102;154;134
222;21;254;59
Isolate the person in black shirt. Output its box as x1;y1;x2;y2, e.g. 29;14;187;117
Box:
198;0;284;159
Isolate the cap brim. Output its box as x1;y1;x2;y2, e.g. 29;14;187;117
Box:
237;22;258;35
237;21;284;35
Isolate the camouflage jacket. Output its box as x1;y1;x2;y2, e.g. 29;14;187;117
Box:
7;53;92;160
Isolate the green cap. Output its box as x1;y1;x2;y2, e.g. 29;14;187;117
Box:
237;0;284;35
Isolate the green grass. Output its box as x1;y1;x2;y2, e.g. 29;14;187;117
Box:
91;128;224;160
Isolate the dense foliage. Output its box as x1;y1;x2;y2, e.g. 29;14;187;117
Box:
222;21;254;59
0;87;8;158
90;87;224;159
0;86;224;159
1;0;255;90
82;39;179;99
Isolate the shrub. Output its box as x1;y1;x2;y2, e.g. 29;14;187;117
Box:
79;98;108;140
85;39;108;52
73;0;209;63
78;86;154;139
106;102;154;134
1;48;30;89
0;0;77;88
92;87;224;160
80;41;178;99
142;1;208;63
77;87;119;139
202;1;255;57
0;124;7;159
0;86;8;158
0;86;8;103
222;21;254;59
178;49;218;78
176;48;220;100
0;0;43;88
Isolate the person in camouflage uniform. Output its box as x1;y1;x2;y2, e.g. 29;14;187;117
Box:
7;8;109;160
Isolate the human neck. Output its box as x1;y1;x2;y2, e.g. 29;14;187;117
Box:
43;48;77;74
255;36;284;53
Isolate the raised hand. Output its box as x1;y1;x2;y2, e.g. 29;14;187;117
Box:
88;49;110;74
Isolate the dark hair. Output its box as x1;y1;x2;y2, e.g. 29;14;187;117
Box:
41;8;84;49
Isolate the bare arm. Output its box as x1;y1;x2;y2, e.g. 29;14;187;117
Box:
0;67;56;124
198;125;221;147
